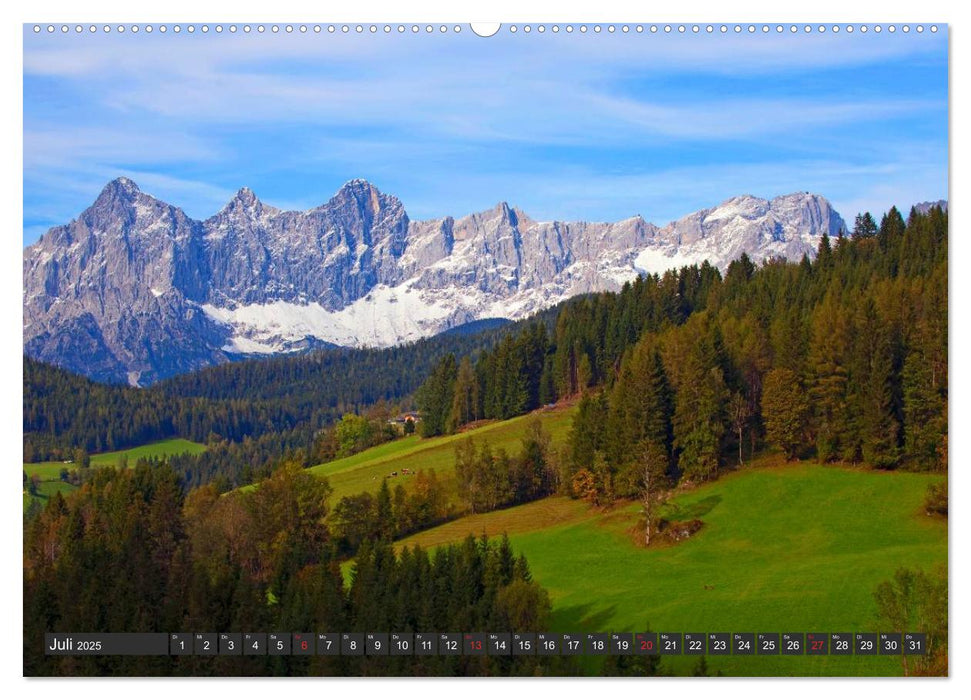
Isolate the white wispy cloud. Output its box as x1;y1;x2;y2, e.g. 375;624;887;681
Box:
22;27;948;243
24;30;945;141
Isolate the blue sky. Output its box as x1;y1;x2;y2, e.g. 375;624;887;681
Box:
23;25;948;245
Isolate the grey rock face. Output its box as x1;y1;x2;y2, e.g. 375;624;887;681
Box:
202;179;409;308
23;178;226;385
23;178;846;384
913;200;948;214
636;193;845;273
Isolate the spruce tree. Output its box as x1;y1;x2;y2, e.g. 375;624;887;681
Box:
376;478;394;540
856;301;901;468
761;368;809;459
568;393;607;476
416;354;457;436
538;354;557;405
449;356;479;431
668;320;726;483
606;341;671;478
815;232;833;271
902;333;945;470
853;212;878;239
808;293;851;461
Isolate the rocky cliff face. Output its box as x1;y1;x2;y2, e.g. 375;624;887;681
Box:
201;179;409;308
23;178;846;384
634;193;845;273
22;178;224;385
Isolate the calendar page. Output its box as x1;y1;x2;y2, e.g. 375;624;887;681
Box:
22;20;948;679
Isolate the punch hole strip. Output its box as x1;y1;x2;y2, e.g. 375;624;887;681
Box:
31;23;941;36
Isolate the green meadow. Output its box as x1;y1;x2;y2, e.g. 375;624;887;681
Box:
302;403;945;676
398;460;946;676
302;403;577;501
87;438;207;466
23;438;207;511
24;412;945;676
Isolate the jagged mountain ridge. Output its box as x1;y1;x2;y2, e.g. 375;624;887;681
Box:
24;178;845;385
914;200;948;214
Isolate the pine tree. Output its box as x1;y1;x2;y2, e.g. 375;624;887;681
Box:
630;345;672;450
902;336;945;470
668;320;727;483
576;351;593;394
769;310;808;375
856;301;901;468
591;450;614;505
815;232;833;271
853;212;878;239
879;206;906;245
518;419;552;502
809;293;851;461
605;359;633;459
605;341;671;486
449;356;479;431
761;368;809;460
538;354;557;406
673;364;726;483
522;322;549;411
567;393;607;477
376;478;394;540
416;354;457;437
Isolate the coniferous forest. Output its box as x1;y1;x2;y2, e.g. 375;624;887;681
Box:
417;204;947;495
23;317;540;489
23;203;947;676
23;461;563;676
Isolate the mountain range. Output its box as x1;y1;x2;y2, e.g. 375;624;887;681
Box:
23;178;846;385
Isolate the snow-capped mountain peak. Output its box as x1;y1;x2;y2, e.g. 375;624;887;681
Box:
632;192;844;275
24;179;846;384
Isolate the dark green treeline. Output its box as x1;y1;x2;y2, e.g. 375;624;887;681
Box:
417;205;947;504
23;462;570;677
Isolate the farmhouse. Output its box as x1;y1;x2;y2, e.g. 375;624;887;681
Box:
388;411;422;433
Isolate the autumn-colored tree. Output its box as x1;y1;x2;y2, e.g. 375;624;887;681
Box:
571;468;598;503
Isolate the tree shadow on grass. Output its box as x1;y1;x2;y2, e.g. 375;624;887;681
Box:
665;494;722;521
553;602;620;632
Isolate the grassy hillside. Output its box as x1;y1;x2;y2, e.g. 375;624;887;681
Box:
304;402;577;502
24;438;207;477
22;479;79;511
23;438;207;511
88;438;208;466
398;459;947;676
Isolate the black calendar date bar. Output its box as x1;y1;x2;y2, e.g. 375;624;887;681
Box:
45;632;928;656
45;633;169;655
